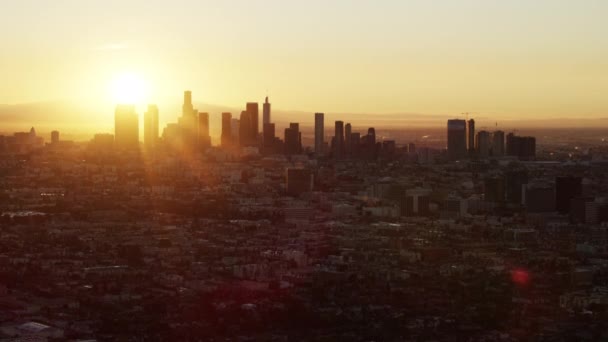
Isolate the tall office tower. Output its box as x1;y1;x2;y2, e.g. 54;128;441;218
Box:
315;113;324;155
198;112;210;149
144;104;159;150
284;126;300;155
231;118;240;145
556;176;582;214
408;143;416;153
492;130;505;156
447;119;467;160
467;119;475;153
350;132;361;156
475;130;491;157
289;123;301;153
182;90;194;115
367;127;376;145
114;104;139;150
246;102;259;145
345;123;352;155
334;121;344;158
239;110;251;147
263;123;275;152
506;133;536;160
263;96;271;125
221;112;232;147
51;130;59;144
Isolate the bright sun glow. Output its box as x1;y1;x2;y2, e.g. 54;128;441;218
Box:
110;73;148;105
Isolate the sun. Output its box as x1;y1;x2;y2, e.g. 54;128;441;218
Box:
109;73;148;105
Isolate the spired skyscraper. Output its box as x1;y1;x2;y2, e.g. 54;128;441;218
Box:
467;119;475;155
447;119;467;160
144;104;159;150
315;113;324;155
114;104;139;150
263;96;271;126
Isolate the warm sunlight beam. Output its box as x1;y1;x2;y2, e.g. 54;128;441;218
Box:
109;73;148;105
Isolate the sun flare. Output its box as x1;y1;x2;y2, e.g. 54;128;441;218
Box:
110;73;148;105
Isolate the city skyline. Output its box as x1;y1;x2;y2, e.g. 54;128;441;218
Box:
2;0;608;125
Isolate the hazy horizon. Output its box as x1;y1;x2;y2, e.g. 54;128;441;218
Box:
2;0;607;124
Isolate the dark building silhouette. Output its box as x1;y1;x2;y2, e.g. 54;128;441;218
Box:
221;112;232;147
556;176;582;214
334;121;344;159
198;112;210;149
467;119;475;154
239;111;251;147
263;123;275;153
315;113;324;155
263;96;271;126
144;105;159;150
345;123;352;156
284;123;301;155
246;102;259;146
476;130;491;158
286;168;313;196
447;119;467;160
114;104;139;150
51;130;59;144
506;133;536;160
492;130;505;156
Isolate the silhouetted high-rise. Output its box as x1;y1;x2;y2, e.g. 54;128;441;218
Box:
334;121;344;159
447;119;467;160
144;104;159;150
221;112;232;147
51;130;59;144
476;130;491;157
506;133;536;160
315;113;324;155
492;130;505;156
467;119;475;154
284;124;300;155
263;96;271;126
345;123;352;155
198;112;210;149
239;110;251;147
114;104;139;150
246;102;259;146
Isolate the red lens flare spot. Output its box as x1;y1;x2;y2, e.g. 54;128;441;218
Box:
511;269;530;286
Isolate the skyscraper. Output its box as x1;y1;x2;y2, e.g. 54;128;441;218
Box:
246;102;259;146
475;130;491;158
221;112;232;147
284;125;300;155
315;113;324;155
492;130;505;156
182;90;194;115
144;104;159;150
114;104;139;150
239;110;251;147
263;123;275;153
345;123;352;155
51;130;59;144
467;119;475;154
263;96;271;126
198;112;210;149
179;90;198;150
334;121;344;159
447;119;467;160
